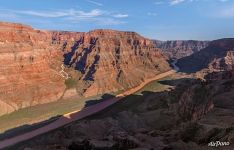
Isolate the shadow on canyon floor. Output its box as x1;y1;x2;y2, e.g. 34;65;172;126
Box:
0;115;62;141
0;94;116;143
84;94;115;108
3;77;211;150
86;78;199;120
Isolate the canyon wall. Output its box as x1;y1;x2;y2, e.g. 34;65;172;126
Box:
178;84;214;121
154;40;209;59
177;38;234;74
56;29;171;97
0;22;66;116
0;22;170;116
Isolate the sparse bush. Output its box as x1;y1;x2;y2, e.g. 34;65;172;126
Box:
65;78;77;89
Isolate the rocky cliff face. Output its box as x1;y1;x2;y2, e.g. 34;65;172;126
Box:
19;73;234;150
0;22;170;116
177;38;234;74
178;84;214;121
205;70;234;81
57;29;170;97
154;40;209;59
0;22;66;116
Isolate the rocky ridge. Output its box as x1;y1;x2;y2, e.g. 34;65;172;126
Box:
154;40;210;59
0;22;66;116
0;22;170;116
19;71;234;150
177;38;234;76
58;29;170;97
2;28;234;149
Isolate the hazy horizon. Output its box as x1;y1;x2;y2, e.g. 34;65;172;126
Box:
0;0;234;40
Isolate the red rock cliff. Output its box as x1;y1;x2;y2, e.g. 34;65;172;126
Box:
154;40;210;59
177;38;234;74
53;29;170;97
0;22;170;116
0;22;66;116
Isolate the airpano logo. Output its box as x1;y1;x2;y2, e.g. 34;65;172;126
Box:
208;141;230;147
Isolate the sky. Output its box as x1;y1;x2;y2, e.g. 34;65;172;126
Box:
0;0;234;40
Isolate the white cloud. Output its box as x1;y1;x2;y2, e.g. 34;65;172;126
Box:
147;12;158;16
0;8;128;26
86;0;103;6
113;14;129;18
14;10;69;18
10;9;104;18
70;9;104;18
169;0;229;5
170;0;185;5
154;1;164;5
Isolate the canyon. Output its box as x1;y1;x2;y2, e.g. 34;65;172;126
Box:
177;38;234;75
0;22;170;116
154;40;210;59
15;38;234;150
17;68;234;150
0;21;233;150
0;22;66;116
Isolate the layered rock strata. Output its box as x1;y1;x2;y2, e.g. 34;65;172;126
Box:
177;38;234;74
0;22;170;116
154;40;209;59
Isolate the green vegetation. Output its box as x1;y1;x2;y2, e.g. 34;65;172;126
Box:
109;76;172;96
0;95;101;133
89;76;174;119
110;89;126;96
65;78;77;89
136;76;172;94
0;117;57;141
0;74;177;139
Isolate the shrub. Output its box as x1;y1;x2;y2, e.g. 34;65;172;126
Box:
65;78;77;89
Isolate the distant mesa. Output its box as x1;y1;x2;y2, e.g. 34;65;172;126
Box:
177;38;234;74
154;40;210;59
